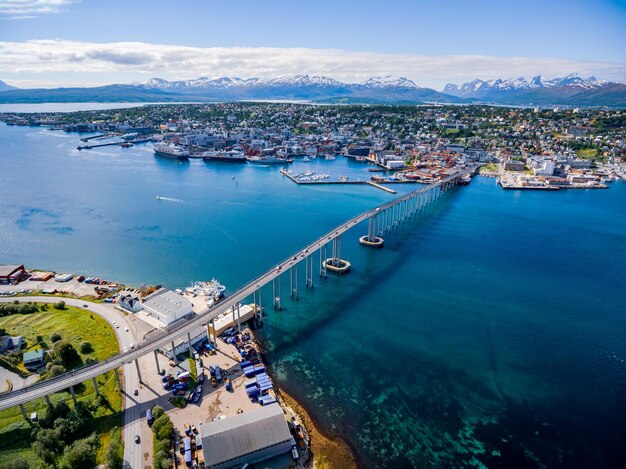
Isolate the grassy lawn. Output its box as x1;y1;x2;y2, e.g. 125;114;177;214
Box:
575;148;598;160
0;304;122;467
480;163;499;173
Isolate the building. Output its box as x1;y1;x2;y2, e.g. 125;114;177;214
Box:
118;293;142;312
23;349;46;369
0;264;27;284
142;288;193;326
199;404;292;469
504;160;525;171
0;335;24;353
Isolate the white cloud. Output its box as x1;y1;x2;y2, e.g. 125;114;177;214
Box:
0;39;624;89
0;0;77;19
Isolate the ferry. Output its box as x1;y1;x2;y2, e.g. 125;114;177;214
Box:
153;143;190;160
247;155;292;165
202;150;246;163
185;279;226;300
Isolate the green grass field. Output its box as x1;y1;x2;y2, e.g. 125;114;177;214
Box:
0;305;122;467
575;148;598;160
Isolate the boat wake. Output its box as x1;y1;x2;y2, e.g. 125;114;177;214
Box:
155;195;184;203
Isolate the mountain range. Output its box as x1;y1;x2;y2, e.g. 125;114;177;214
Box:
0;74;624;107
443;74;626;106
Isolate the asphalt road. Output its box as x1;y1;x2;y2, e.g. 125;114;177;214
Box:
0;296;144;469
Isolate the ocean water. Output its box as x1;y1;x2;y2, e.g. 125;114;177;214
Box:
1;123;625;467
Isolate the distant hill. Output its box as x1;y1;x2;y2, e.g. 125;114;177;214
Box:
1;74;623;106
443;74;626;107
0;75;464;104
0;80;17;92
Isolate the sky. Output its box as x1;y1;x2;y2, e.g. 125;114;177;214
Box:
0;0;625;89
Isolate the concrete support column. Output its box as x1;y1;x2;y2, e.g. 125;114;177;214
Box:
44;395;52;407
187;332;193;359
135;359;142;383
170;340;177;364
114;368;123;392
19;403;28;421
69;385;77;405
237;304;241;331
92;377;100;396
212;320;218;349
154;350;160;374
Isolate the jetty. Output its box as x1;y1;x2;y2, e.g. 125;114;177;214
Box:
280;168;397;193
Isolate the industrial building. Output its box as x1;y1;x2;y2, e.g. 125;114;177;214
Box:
0;264;27;284
199;403;292;469
141;288;193;326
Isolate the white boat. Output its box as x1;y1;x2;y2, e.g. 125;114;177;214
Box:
185;279;226;300
247;155;292;165
153;143;189;159
302;156;310;162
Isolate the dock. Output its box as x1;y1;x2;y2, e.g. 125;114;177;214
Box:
280;168;397;193
77;138;151;150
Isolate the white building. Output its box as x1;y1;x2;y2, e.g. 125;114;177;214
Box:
142;288;193;326
200;404;292;469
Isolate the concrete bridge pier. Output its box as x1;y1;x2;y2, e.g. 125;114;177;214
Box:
114;369;122;392
154;350;160;374
135;359;142;384
187;332;193;359
324;235;351;273
44;395;51;407
289;265;299;300
69;385;77;405
92;377;100;396
171;340;177;364
211;319;219;350
19;403;28;422
360;214;384;247
236;304;241;331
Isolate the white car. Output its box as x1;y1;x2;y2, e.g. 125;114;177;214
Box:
113;321;119;328
124;326;129;332
130;343;135;349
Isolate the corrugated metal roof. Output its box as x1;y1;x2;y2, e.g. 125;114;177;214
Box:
200;404;291;466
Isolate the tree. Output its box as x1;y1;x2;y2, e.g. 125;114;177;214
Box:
50;332;62;343
53;301;66;310
152;405;164;420
47;364;66;378
79;341;93;354
160;457;173;469
36;335;43;344
105;438;122;469
54;341;80;366
0;457;30;469
59;438;97;469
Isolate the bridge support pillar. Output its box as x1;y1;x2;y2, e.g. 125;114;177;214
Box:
44;395;52;407
237;304;241;331
171;341;177;364
212;320;219;349
360;215;383;247
19;403;28;421
187;332;193;359
69;385;77;406
273;278;282;310
92;377;100;396
154;350;160;374
135;359;142;384
114;368;122;392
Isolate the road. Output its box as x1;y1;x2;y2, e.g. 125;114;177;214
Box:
0;296;144;469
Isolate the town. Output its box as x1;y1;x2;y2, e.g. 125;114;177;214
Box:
2;103;625;190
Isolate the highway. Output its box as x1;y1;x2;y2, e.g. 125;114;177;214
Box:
0;169;465;413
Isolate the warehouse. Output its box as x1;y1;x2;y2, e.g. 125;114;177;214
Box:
0;264;26;284
141;288;193;326
199;403;292;469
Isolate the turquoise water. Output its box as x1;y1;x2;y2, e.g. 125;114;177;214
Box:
1;123;625;467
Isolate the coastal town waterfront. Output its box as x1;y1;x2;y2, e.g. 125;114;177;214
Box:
1;107;625;467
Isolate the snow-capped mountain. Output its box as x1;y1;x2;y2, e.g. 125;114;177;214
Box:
443;74;625;105
125;74;456;103
0;80;17;92
359;76;419;89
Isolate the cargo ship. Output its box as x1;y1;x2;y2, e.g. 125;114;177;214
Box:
153;143;190;159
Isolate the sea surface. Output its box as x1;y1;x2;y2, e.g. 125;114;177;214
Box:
1;122;625;468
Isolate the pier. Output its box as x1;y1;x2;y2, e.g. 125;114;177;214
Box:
77;139;151;150
280;167;398;193
0;167;473;412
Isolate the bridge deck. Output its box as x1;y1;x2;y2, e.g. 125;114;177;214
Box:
0;169;468;411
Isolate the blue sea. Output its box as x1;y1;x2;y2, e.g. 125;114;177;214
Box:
1;122;625;467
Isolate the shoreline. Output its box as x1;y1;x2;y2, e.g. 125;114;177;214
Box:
255;341;358;469
276;385;358;469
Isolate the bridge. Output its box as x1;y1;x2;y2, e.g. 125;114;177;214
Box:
0;167;474;412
